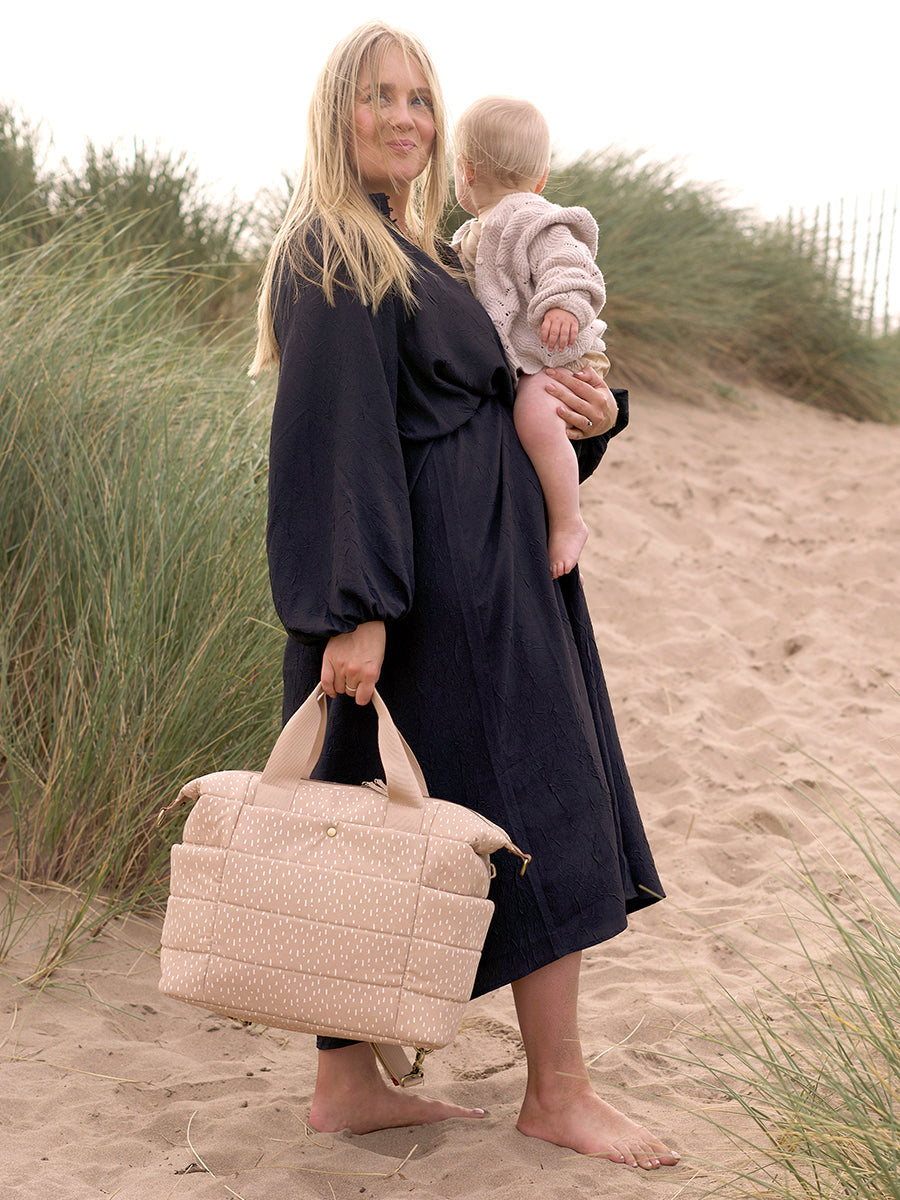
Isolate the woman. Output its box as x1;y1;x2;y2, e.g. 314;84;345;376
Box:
252;22;679;1171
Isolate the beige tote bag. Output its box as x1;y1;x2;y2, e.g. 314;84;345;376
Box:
158;686;529;1077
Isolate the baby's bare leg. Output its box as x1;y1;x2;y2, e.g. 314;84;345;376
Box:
515;371;588;578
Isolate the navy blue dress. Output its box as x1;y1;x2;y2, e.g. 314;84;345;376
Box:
267;205;663;1001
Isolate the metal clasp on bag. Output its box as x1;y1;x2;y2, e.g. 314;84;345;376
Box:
372;1044;432;1087
401;1047;431;1086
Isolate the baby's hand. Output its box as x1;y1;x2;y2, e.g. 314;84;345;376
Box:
541;308;580;353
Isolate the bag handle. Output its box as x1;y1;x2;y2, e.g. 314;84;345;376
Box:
257;685;430;830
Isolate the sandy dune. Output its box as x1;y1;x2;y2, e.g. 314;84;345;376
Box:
3;381;899;1199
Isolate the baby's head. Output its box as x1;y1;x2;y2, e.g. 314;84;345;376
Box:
454;96;550;212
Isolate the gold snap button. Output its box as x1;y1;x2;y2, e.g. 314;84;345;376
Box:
326;826;338;837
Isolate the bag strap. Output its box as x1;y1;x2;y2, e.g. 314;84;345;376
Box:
258;686;430;831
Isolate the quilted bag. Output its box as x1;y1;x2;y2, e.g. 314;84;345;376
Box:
158;685;529;1066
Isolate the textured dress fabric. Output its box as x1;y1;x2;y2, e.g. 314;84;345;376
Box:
266;205;664;1003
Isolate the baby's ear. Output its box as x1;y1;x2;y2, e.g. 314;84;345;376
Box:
457;157;477;185
534;167;550;195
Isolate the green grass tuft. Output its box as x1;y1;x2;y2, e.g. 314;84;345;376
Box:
688;769;900;1199
543;152;899;420
0;216;283;960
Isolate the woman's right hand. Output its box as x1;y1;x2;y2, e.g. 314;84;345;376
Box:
321;621;386;705
545;366;618;439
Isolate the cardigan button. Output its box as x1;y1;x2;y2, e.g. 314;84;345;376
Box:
326;826;338;837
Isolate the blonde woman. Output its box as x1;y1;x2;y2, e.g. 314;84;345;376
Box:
253;21;679;1172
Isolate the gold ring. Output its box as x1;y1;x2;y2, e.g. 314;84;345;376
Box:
346;686;358;695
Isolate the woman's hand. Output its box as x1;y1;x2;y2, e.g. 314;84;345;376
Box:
544;366;618;440
321;621;386;706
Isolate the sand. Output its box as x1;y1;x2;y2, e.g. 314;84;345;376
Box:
3;380;899;1199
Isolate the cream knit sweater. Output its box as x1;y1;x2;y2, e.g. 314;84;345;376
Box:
451;191;608;375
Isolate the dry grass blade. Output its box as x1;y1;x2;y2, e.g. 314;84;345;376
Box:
0;1052;151;1084
185;1111;249;1200
586;1014;646;1064
287;1143;419;1180
185;1108;419;1188
0;1003;19;1054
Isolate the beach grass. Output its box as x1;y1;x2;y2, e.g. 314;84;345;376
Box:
542;152;900;421
5;105;899;421
0;215;282;972
686;763;900;1199
1;109;253;328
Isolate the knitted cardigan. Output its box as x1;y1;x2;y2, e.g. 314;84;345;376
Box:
451;191;608;375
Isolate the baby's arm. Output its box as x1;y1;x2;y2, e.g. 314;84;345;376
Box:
540;307;580;353
527;218;606;337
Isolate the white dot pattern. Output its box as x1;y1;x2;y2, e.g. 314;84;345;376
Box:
160;769;526;1049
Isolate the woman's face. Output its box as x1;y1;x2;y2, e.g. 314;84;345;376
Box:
351;44;436;202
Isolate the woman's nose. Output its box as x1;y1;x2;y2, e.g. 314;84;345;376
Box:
386;99;414;128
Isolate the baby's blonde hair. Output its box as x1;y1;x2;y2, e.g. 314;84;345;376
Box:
250;21;448;376
454;95;550;189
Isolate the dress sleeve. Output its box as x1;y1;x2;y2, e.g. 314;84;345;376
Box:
575;388;629;482
267;274;415;644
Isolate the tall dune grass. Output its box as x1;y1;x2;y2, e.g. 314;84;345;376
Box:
51;140;254;326
0;216;282;969
0;113;253;328
5;102;899;420
690;771;900;1199
0;103;52;244
542;153;899;420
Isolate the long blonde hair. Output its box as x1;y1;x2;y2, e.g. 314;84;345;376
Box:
250;22;449;375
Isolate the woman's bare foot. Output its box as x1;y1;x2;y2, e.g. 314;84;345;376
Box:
309;1042;485;1135
549;517;588;579
517;1086;680;1170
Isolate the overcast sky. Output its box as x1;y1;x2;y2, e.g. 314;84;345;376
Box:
3;0;896;268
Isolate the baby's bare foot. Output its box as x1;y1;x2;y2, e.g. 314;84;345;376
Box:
549;518;589;579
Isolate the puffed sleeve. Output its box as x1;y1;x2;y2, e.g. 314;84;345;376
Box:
267;271;415;644
574;388;629;482
525;220;607;332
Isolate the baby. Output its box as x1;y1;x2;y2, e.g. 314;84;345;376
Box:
451;96;610;579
